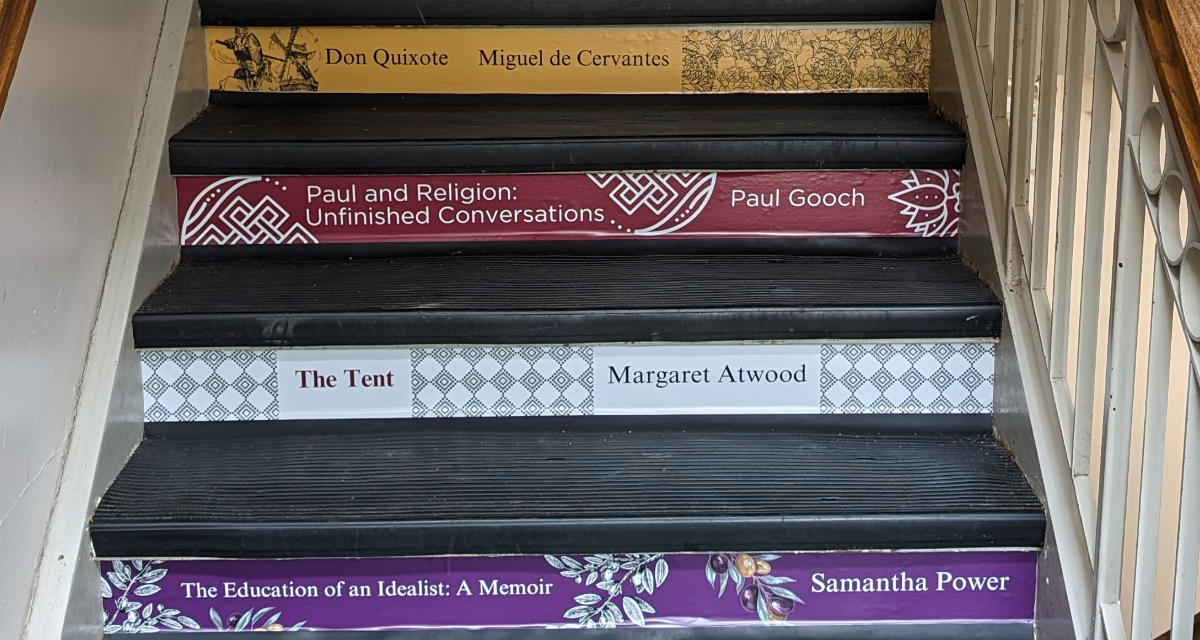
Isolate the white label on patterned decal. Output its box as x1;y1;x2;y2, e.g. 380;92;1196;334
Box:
277;349;413;419
593;344;820;415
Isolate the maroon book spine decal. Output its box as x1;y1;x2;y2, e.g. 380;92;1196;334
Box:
177;170;962;246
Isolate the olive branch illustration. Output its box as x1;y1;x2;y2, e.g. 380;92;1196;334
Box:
545;554;668;628
101;560;200;633
706;553;805;623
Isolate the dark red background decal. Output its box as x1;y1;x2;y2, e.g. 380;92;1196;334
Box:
176;170;961;245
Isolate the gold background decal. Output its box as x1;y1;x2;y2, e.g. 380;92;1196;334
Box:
206;25;930;94
681;29;928;92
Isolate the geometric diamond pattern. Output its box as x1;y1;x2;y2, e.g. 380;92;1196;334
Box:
141;349;278;422
141;342;993;421
412;346;593;418
820;342;994;413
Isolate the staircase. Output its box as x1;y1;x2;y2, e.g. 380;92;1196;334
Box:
94;0;1045;636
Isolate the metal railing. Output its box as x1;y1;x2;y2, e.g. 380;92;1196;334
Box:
942;0;1200;638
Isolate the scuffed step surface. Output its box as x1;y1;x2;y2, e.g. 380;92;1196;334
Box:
170;94;965;174
132;253;1001;347
140;254;997;314
91;415;1045;557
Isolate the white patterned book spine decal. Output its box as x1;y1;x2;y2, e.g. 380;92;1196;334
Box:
412;346;594;418
142;343;995;422
820;343;992;414
142;349;279;422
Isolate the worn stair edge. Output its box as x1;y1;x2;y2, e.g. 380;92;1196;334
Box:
198;0;938;26
146;413;998;438
132;307;1002;348
179;237;963;262
169;94;965;175
131;253;1002;348
91;415;1045;558
93;514;1047;559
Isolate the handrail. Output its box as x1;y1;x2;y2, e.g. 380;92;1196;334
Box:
0;0;37;118
1138;0;1200;204
943;0;1200;638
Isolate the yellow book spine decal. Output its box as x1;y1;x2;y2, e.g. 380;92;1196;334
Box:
207;26;930;94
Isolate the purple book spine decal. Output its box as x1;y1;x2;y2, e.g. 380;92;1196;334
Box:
101;550;1037;633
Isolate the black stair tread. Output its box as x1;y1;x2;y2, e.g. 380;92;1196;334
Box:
106;624;1036;640
199;0;937;26
91;415;1045;558
170;94;965;175
132;253;1001;347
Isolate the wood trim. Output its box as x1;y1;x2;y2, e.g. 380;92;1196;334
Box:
0;0;37;119
1137;0;1200;201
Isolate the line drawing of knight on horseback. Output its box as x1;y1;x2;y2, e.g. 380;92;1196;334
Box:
213;27;319;92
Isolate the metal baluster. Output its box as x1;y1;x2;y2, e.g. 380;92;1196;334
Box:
1072;39;1116;504
1169;369;1200;640
1128;258;1176;640
1049;0;1089;448
1091;26;1151;640
1031;0;1067;348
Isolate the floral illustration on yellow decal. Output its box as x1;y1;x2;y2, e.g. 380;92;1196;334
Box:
682;28;930;93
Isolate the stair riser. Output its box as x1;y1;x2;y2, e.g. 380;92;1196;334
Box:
207;25;929;94
100;550;1035;633
177;170;960;246
141;341;994;423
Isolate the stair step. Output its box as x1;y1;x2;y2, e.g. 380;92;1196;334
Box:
132;252;999;348
177;170;964;246
199;0;938;25
204;24;930;94
98;551;1036;634
91;415;1043;558
170;94;965;175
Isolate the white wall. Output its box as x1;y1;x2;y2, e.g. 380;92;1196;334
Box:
0;1;168;637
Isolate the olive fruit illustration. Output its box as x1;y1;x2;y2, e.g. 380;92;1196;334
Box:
768;595;796;615
739;584;760;612
767;609;788;622
227;614;241;627
754;559;772;575
709;554;729;574
735;553;756;578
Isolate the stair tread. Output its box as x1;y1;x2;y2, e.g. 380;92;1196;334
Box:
170;94;965;174
199;0;938;25
91;416;1044;558
132;253;1001;347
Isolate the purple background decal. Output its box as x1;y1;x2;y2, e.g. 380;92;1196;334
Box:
101;550;1037;633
